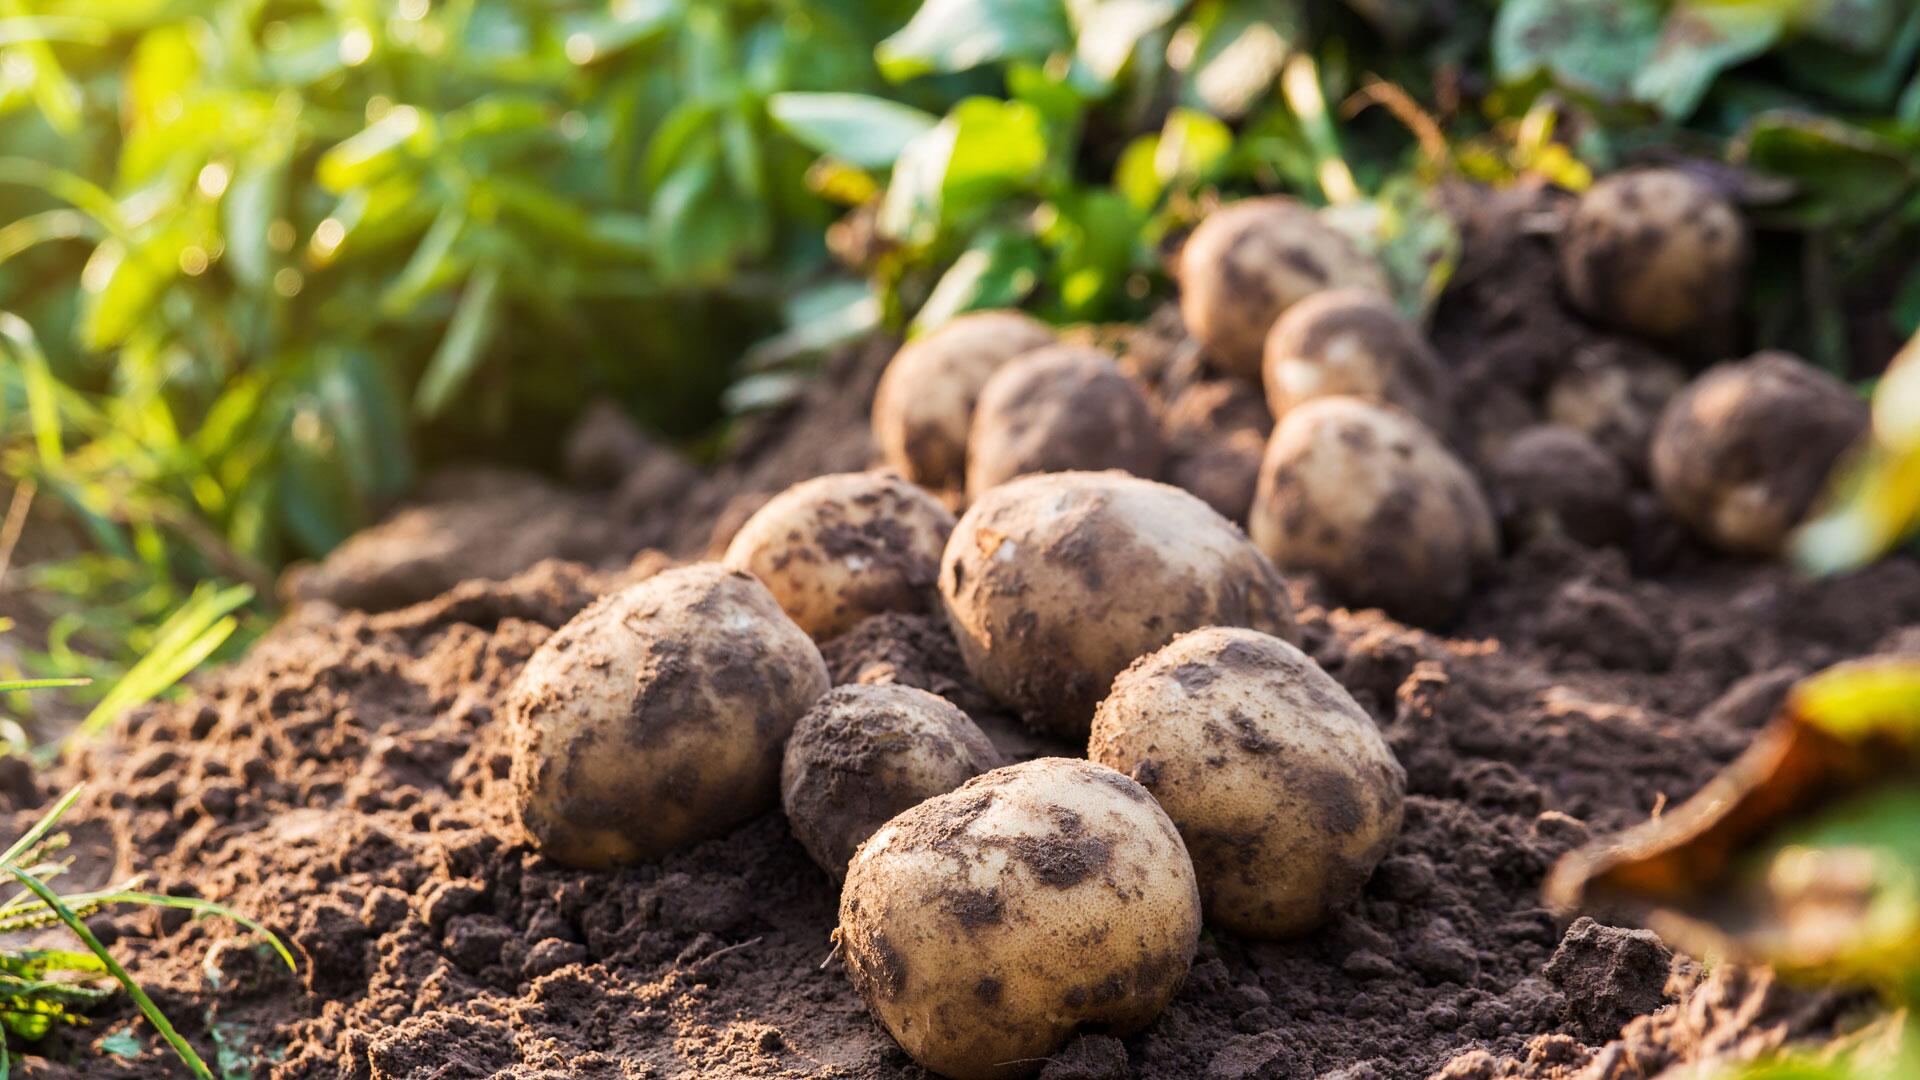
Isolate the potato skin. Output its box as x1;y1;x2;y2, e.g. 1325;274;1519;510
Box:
872;311;1056;491
1262;287;1448;430
722;471;956;641
966;345;1165;498
1559;169;1748;347
1090;628;1404;938
1180;197;1390;380
1650;351;1868;556
508;565;830;868
838;758;1201;1080
780;684;1001;877
1487;424;1631;548
940;471;1297;738
1546;346;1686;474
1249;398;1497;626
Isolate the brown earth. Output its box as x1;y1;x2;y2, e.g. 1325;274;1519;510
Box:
5;181;1914;1079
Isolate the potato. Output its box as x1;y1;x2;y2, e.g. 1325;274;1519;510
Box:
1546;346;1687;474
966;345;1165;498
508;564;829;868
722;471;956;641
1262;287;1448;430
838;757;1201;1080
1559;169;1748;347
1090;627;1404;937
1162;379;1272;524
1249;397;1497;626
940;471;1297;737
1486;424;1631;548
872;311;1057;491
1179;197;1390;380
1650;351;1869;556
781;684;1001;877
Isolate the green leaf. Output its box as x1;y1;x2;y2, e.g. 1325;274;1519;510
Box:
1736;111;1919;228
0;312;64;466
316;107;433;194
414;262;502;418
742;280;881;370
1492;0;1663;103
99;1030;142;1057
766;93;938;169
912;228;1043;331
221;158;284;293
1177;0;1303;119
876;0;1072;81
1154;107;1233;189
1073;0;1185;86
1634;1;1791;120
77;236;178;351
879;97;1049;245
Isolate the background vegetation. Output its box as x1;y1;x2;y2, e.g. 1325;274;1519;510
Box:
2;0;1918;743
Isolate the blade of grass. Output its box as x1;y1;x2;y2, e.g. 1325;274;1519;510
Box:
62;584;253;752
7;868;213;1080
0;679;90;693
0;315;65;468
55;892;294;972
1280;54;1359;205
0;785;82;869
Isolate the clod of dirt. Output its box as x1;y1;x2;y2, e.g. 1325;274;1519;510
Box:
1541;917;1675;1043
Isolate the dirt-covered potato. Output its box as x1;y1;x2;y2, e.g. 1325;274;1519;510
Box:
722;471;956;641
780;684;1001;877
1090;627;1404;937
1650;351;1868;556
1559;169;1748;347
838;757;1201;1080
1179;197;1391;380
1487;424;1631;548
1162;379;1272;524
872;311;1056;491
1262;287;1448;430
1249;398;1497;626
941;471;1297;737
508;565;830;868
1546;346;1687;474
965;345;1164;498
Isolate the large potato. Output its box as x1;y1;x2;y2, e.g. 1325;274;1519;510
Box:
1249;397;1497;626
1558;168;1748;347
1179;197;1390;380
722;471;956;641
966;345;1164;498
781;684;1001;877
940;471;1297;737
1090;627;1404;937
1261;287;1448;430
1650;351;1868;556
838;757;1201;1080
871;311;1056;491
508;565;829;868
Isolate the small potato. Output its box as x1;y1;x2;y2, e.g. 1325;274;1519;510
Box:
1179;197;1391;380
1262;287;1448;430
1090;627;1404;937
838;758;1200;1080
1546;346;1687;474
1162;379;1272;524
1650;351;1868;556
1249;398;1497;626
941;471;1297;738
1559;169;1748;347
872;311;1057;491
781;684;1001;877
966;345;1165;498
508;565;829;868
722;471;956;641
1487;424;1631;548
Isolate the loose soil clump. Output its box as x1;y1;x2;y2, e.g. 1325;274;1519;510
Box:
6;183;1914;1078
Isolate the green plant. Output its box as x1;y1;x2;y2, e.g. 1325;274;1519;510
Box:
0;754;294;1077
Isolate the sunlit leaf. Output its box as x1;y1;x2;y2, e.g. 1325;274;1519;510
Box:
913;227;1042;330
876;0;1071;81
767;93;938;169
414;262;502;418
1073;0;1184;86
1493;0;1663;103
1634;1;1791;119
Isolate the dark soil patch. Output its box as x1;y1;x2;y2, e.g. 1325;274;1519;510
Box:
5;183;1913;1078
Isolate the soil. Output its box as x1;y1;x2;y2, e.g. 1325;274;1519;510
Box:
6;181;1916;1079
